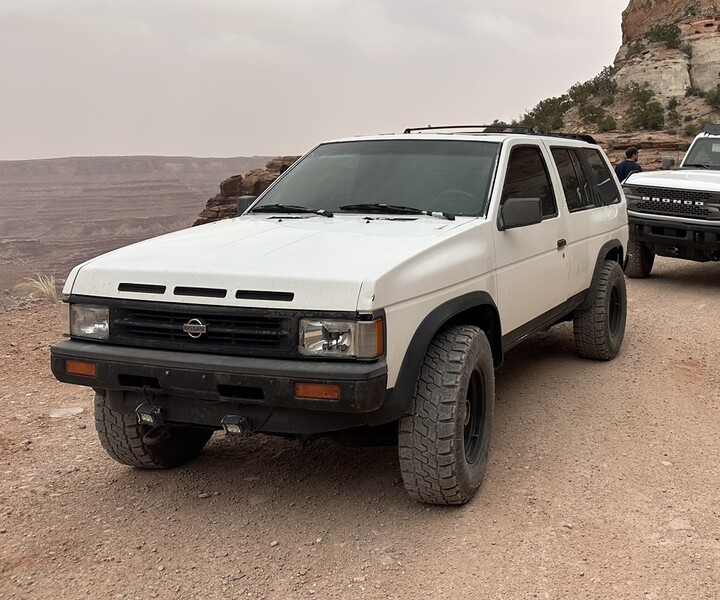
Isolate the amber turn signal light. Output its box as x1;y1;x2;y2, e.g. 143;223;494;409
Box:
66;359;97;377
294;382;340;400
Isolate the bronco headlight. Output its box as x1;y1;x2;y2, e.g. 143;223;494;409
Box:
299;318;384;358
70;304;110;340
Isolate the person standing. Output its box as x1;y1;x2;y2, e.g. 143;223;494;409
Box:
615;146;643;181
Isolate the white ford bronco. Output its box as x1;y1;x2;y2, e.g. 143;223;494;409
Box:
623;123;720;277
51;126;629;505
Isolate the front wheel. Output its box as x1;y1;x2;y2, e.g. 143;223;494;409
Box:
624;239;655;278
573;260;627;360
398;325;495;505
94;393;213;469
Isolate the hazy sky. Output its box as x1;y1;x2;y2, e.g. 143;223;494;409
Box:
0;0;629;160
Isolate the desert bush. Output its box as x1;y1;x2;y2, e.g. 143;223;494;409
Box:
685;85;705;97
15;274;58;303
518;95;570;133
667;98;679;110
667;110;682;126
646;24;682;49
624;83;665;130
568;67;617;106
684;123;700;136
626;40;646;59
705;85;720;109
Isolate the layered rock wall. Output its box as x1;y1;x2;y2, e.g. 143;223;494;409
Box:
194;156;299;226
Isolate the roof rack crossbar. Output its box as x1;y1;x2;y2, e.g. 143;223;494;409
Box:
403;125;535;134
702;123;720;135
402;125;597;145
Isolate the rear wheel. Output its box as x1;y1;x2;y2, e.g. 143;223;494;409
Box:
398;325;495;505
94;393;213;468
573;260;627;360
624;239;655;278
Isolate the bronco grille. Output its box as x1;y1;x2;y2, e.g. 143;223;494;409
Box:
110;303;295;357
630;186;720;219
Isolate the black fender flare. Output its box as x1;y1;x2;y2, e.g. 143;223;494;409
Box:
579;239;625;310
366;291;501;425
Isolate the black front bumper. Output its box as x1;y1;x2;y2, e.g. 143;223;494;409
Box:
51;340;390;434
629;214;720;261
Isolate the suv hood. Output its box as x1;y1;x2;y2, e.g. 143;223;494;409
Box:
67;214;470;311
625;169;720;191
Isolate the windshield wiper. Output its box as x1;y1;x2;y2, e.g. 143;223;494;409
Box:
251;203;333;217
339;203;455;221
682;162;711;169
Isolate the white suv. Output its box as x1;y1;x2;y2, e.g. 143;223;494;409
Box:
51;126;629;505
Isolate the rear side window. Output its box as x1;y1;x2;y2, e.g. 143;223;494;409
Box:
550;147;595;212
501;146;557;218
582;148;621;205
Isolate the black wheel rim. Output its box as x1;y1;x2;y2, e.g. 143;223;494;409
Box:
463;367;486;464
608;284;622;336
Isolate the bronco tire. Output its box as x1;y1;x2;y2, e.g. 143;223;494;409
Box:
398;325;495;505
624;239;655;278
573;259;627;360
94;393;213;468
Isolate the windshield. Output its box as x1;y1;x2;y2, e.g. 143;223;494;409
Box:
251;139;500;216
683;138;720;170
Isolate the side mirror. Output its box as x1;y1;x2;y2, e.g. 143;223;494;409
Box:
498;197;543;231
236;195;257;216
660;156;676;170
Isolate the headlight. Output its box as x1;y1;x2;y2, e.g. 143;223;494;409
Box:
299;318;383;358
70;304;110;340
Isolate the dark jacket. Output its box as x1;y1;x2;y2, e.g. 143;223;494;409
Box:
615;159;642;181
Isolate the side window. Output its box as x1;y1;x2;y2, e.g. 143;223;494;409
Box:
582;148;621;205
550;147;594;212
501;146;557;218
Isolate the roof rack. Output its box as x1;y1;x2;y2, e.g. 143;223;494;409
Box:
702;123;720;135
403;125;533;134
402;125;597;145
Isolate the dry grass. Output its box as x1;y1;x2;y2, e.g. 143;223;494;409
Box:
15;274;59;303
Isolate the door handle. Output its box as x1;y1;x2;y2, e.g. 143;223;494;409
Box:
557;239;567;249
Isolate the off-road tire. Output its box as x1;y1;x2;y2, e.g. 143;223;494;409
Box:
94;393;213;468
574;260;627;360
624;239;655;278
398;325;494;505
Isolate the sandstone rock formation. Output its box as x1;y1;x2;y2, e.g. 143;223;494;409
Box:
193;156;299;226
614;2;719;100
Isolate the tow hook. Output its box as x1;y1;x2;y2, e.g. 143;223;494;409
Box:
221;415;252;437
142;426;170;446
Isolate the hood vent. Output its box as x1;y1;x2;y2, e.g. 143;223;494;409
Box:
173;286;227;298
118;283;167;294
235;290;294;302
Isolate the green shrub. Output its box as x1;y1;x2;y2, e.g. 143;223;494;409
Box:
624;84;665;130
597;114;617;132
568;67;617;106
626;40;646;59
685;85;705;97
667;98;679;110
684;123;699;136
667;110;682;126
646;24;681;49
705;85;720;109
518;95;570;132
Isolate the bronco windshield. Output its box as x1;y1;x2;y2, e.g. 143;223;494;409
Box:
683;138;720;170
251;139;500;217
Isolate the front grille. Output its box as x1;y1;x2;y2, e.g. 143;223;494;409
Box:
629;186;720;220
111;304;295;357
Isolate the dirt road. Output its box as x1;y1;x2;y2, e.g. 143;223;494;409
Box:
2;256;719;600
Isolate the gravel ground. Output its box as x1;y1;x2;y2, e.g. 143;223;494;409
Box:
1;256;720;600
